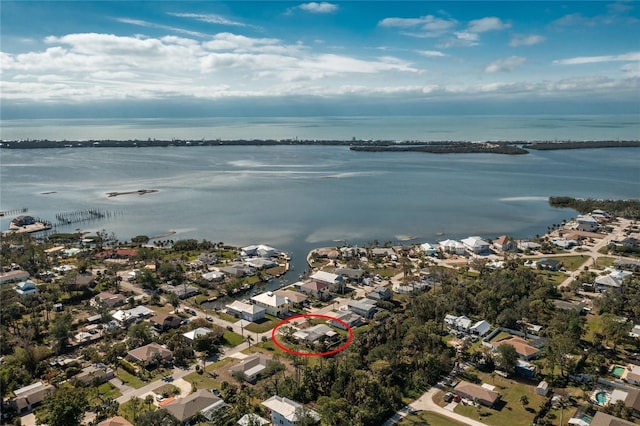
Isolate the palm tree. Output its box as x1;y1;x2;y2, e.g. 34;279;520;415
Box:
144;394;154;411
246;335;254;347
520;394;529;408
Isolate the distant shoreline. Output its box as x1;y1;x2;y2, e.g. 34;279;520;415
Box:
1;139;638;153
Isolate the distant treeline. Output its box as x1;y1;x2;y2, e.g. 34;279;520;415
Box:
350;142;528;155
527;140;640;150
1;139;638;153
549;196;640;219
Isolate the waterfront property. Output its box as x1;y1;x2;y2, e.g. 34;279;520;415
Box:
461;236;491;255
251;292;289;317
226;300;266;322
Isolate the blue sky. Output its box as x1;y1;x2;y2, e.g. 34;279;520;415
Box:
1;1;639;118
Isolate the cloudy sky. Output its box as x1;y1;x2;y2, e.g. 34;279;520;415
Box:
1;1;639;118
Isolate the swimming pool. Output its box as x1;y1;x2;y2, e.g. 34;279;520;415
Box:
611;366;625;377
595;391;609;405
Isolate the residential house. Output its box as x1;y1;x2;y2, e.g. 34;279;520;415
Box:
292;324;338;343
336;268;365;282
149;313;182;331
576;215;599;232
552;238;578;249
230;353;271;383
0;270;29;285
494;336;541;360
161;284;200;299
370;247;397;260
14;280;37;296
251;292;289;317
221;265;254;278
518;241;541;251
367;286;392;301
92;291;126;308
625;365;640;386
262;395;321;426
127;342;173;367
327;311;363;330
11;381;54;412
553;299;587;314
438;239;466;255
461;236;491;255
609;388;640;418
347;298;377;319
242;244;278;258
309;270;343;290
70;273;96;289
589;412;636;426
444;315;473;332
454;381;500;407
493;235;517;252
420;242;438;256
629;324;640;338
72;364;115;386
198;252;218;266
536;258;562;271
226;300;266;322
111;305;154;326
614;259;640;272
595;275;625;291
274;289;308;307
182;327;213;343
202;271;225;283
97;416;134;426
469;320;491;337
164;389;226;424
298;281;331;301
244;258;279;269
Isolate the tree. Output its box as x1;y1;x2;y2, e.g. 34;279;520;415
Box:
144;394;154;411
496;344;518;375
520;395;529;408
35;387;87;426
166;292;180;313
50;312;73;354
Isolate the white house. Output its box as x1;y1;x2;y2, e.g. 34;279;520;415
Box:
347;299;377;319
251;292;288;317
242;244;278;258
420;242;438;256
444;314;473;332
182;327;213;342
470;320;491;336
262;396;320;426
309;271;343;288
292;324;338;343
202;271;225;282
226;300;266;322
461;236;491;254
438;239;466;255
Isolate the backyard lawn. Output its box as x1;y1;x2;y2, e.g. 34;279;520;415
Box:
223;330;244;347
245;316;280;334
554;255;590;271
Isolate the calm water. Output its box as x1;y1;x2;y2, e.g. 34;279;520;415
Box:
2;114;639;142
1;143;639;284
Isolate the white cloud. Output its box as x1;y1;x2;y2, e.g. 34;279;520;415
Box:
485;56;526;73
115;17;207;38
169;13;249;27
509;34;545;47
553;52;640;65
417;50;446;57
379;15;457;37
297;2;338;14
467;17;510;33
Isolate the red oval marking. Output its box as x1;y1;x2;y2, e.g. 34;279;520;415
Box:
271;313;353;357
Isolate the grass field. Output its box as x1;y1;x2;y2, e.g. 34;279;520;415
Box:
399;411;468;426
245;316;279;333
97;382;122;400
116;368;146;389
216;311;239;323
553;255;590;271
223;330;245;346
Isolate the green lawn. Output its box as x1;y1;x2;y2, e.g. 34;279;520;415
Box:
453;371;546;426
118;398;155;423
116;368;146;389
553;255;590;271
245;317;279;333
223;330;245;347
97;382;122;400
593;256;617;269
216;311;239;323
399;411;467;426
534;270;567;285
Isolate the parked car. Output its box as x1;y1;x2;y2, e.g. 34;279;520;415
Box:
205;315;213;321
444;392;454;403
453;395;461;403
